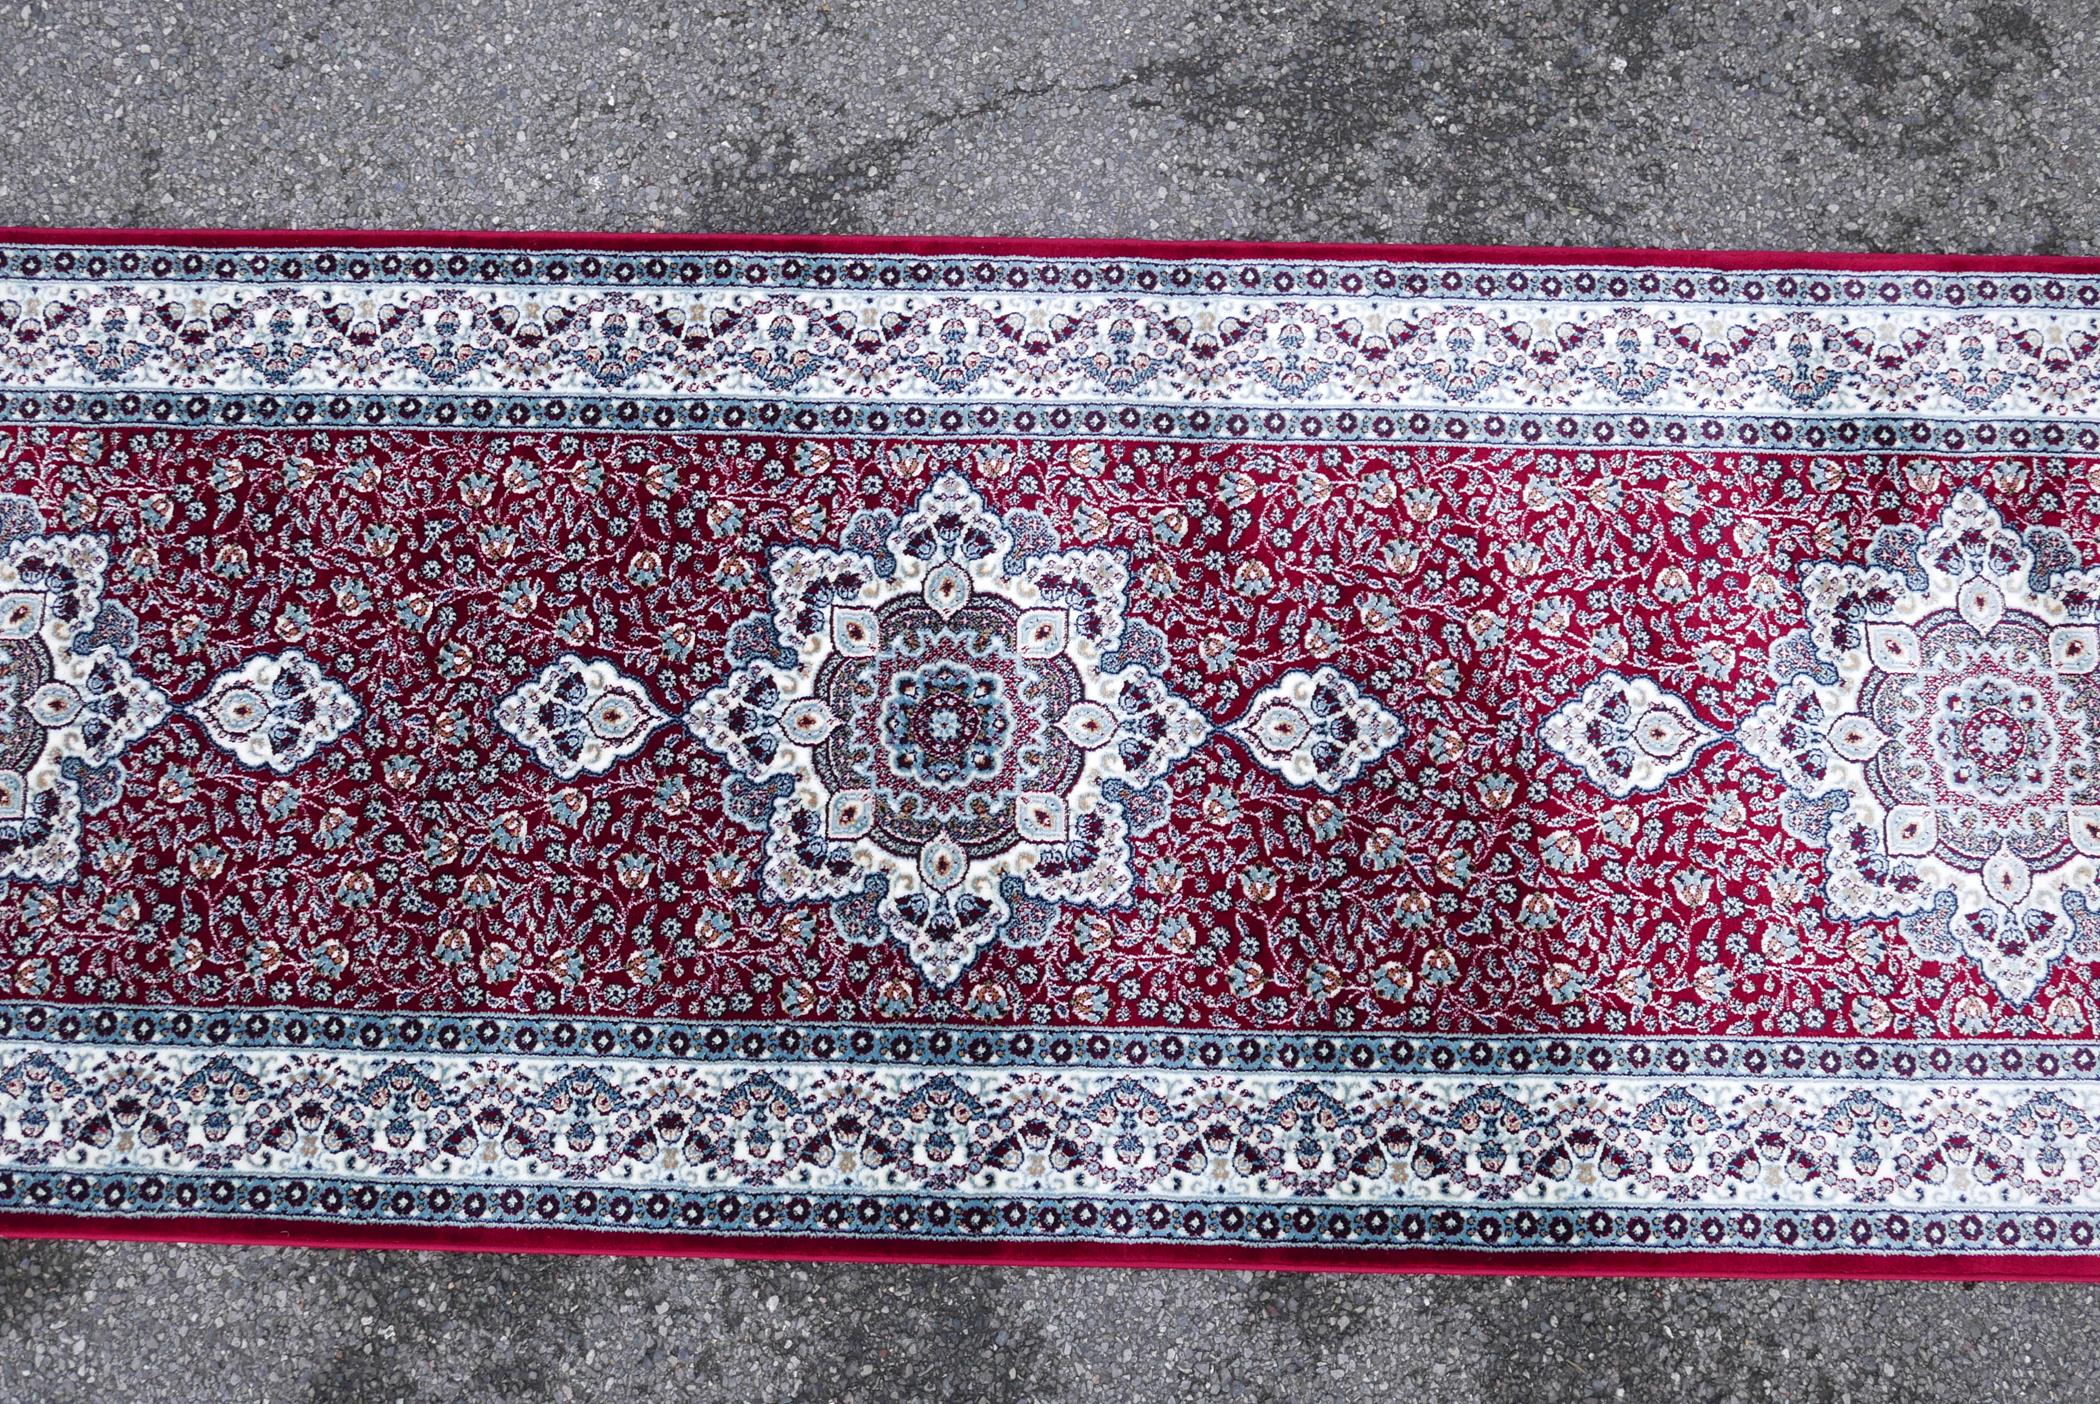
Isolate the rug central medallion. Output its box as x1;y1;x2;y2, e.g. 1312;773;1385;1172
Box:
1737;489;2100;1004
685;472;1400;986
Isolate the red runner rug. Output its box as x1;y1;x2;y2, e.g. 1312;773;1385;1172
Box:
0;229;2096;1277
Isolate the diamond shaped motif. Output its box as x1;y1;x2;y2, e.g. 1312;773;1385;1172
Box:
193;650;360;775
495;654;669;782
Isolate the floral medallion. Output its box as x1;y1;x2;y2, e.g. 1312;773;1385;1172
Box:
1550;488;2100;1006
686;472;1401;985
0;497;168;884
191;649;361;774
1737;489;2100;1003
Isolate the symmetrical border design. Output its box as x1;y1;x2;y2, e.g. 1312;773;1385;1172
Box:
6;1013;2100;1263
6;229;2100;1278
6;232;2100;451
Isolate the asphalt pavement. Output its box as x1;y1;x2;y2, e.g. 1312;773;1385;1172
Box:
0;0;2096;1398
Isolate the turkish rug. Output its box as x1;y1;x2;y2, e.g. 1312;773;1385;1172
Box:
0;231;2097;1277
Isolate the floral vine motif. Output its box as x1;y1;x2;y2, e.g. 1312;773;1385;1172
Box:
0;496;168;884
1547;489;2100;1006
683;472;1404;986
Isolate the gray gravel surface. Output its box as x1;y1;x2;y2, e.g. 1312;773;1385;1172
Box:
0;0;2097;1399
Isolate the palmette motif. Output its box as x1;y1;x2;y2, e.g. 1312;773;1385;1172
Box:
495;654;669;781
0;237;2097;1262
189;649;359;775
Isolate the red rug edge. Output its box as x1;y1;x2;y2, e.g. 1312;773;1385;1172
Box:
2;225;2099;275
0;1214;2093;1281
